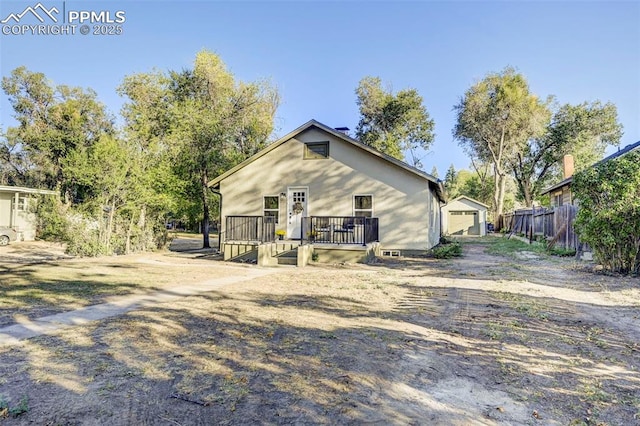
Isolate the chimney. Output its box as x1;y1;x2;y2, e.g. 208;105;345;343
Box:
334;126;350;136
563;154;574;179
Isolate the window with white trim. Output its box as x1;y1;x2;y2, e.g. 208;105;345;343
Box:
553;191;563;207
354;195;373;217
16;196;28;211
264;196;279;223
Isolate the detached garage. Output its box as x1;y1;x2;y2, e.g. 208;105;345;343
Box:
442;196;488;237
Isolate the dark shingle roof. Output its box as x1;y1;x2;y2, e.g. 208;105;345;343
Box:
595;139;640;165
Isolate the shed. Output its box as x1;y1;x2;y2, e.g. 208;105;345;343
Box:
441;196;488;236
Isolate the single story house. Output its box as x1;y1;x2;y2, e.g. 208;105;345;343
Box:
542;141;640;207
441;196;488;236
208;120;446;265
0;185;58;241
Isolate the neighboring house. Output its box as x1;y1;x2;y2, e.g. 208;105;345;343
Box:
542;141;640;207
0;185;58;241
208;120;446;264
441;196;488;237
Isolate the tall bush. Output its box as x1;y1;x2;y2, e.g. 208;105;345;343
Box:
572;151;640;274
34;195;69;242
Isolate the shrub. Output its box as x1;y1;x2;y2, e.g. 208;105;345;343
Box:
34;195;69;241
64;213;105;257
572;151;640;274
430;241;462;259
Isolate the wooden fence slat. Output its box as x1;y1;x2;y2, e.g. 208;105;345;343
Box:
500;205;580;250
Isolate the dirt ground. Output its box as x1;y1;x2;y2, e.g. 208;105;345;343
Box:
0;237;639;425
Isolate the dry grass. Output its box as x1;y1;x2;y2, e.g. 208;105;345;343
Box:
0;239;639;425
0;253;238;326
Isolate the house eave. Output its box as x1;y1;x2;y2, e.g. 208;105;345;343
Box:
0;185;58;195
540;177;573;196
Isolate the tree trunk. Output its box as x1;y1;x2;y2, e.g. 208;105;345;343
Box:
106;199;116;253
497;173;507;216
201;171;210;249
522;182;533;207
138;205;146;251
125;212;134;255
492;165;505;220
493;170;508;222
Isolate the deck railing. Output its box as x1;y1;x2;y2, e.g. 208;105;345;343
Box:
224;215;276;243
223;215;379;246
301;216;379;246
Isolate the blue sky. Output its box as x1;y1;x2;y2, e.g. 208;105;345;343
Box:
1;0;639;176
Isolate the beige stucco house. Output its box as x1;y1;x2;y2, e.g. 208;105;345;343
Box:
208;120;445;263
0;185;57;241
441;196;488;236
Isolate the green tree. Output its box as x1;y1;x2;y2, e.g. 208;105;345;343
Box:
355;76;435;168
573;151;640;274
0;128;32;186
1;67;114;197
454;67;549;218
0;66;176;256
63;135;131;254
443;164;458;199
121;50;279;248
173;51;279;248
118;70;181;248
512;101;622;206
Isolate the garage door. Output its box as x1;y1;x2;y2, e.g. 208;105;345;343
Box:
448;211;479;235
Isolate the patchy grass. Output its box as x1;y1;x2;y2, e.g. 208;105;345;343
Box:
482;235;547;257
472;234;576;258
549;247;577;257
0;395;29;418
494;291;550;320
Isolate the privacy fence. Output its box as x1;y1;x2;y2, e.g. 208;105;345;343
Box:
500;205;580;250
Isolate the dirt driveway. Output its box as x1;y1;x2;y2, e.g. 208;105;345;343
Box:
0;237;639;425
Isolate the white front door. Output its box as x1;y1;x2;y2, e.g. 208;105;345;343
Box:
287;187;308;239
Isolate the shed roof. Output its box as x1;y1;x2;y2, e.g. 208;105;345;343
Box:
444;195;489;209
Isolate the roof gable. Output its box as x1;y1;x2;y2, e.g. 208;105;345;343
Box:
445;195;489;209
208;119;445;202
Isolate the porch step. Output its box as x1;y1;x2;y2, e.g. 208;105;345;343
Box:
276;247;298;266
277;256;298;266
